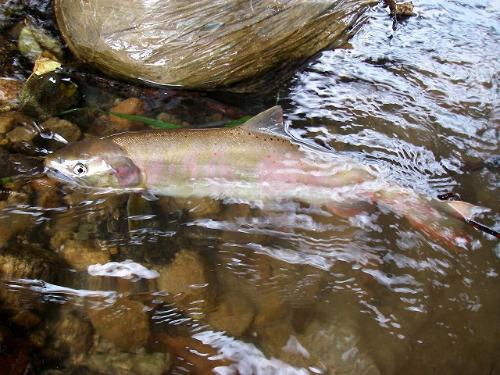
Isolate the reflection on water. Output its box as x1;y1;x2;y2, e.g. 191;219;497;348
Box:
0;1;499;374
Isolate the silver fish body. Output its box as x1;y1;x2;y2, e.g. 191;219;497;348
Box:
44;106;481;247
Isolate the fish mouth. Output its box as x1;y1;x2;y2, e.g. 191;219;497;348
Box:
45;167;86;187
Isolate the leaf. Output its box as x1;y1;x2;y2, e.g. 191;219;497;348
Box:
110;112;182;129
0;176;14;185
225;115;252;128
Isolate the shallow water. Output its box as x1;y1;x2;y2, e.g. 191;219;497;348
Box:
1;1;499;374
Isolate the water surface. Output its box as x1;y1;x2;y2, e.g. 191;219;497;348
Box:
0;1;499;374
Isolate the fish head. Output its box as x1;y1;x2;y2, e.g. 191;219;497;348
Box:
44;138;142;191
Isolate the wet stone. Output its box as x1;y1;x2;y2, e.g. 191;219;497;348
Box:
19;72;80;119
158;196;221;219
208;292;255;337
156;112;190;127
151;333;229;374
271;316;381;375
44;309;93;364
6;123;37;144
87;297;150;351
156;249;215;319
109;97;146;131
18;25;43;62
0;201;35;249
86;351;170;375
41;117;82;143
0;111;33;130
0;243;63;313
0;78;22;112
59;239;111;272
30;176;62;208
0;243;60;281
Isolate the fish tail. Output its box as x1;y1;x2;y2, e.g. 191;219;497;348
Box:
374;188;476;249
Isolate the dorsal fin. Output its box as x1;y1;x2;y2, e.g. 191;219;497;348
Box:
241;106;285;135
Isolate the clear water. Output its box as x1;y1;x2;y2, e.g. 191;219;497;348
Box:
1;1;499;374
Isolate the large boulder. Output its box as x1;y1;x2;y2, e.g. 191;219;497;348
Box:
54;0;374;91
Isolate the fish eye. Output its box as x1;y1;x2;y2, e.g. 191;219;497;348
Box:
73;162;88;176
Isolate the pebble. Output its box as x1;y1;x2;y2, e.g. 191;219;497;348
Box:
109;97;146;130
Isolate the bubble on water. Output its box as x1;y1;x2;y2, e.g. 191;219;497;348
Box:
87;259;159;280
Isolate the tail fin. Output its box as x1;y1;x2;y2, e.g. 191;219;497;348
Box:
322;185;497;248
374;189;476;249
444;200;499;239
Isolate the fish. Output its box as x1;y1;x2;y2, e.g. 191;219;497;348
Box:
44;106;490;247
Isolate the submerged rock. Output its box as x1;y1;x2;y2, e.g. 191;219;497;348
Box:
0;77;22;112
54;0;374;91
19;71;80;119
86;351;170;375
260;314;381;375
156;249;215;319
43;308;93;364
41;117;81;143
208;292;255;337
0;200;35;249
109;97;146;131
158;196;221;219
87;297;150;351
58;239;111;272
0;243;63;316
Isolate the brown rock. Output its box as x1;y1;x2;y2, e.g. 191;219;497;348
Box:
0;112;16;134
0;112;34;136
0;243;60;281
59;239;111;272
208;292;255;337
385;0;415;18
86;351;170;375
88;297;150;351
151;333;230;375
0;78;22;112
0;243;63;313
253;295;290;329
45;309;93;364
41;117;82;143
158;196;221;219
6;124;37;144
0;201;36;249
110;97;146;130
31;177;62;208
156;112;189;127
156;249;215;319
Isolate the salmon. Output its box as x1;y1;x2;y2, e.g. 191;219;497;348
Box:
45;106;488;247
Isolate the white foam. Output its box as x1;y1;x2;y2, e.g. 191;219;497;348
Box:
87;260;159;280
